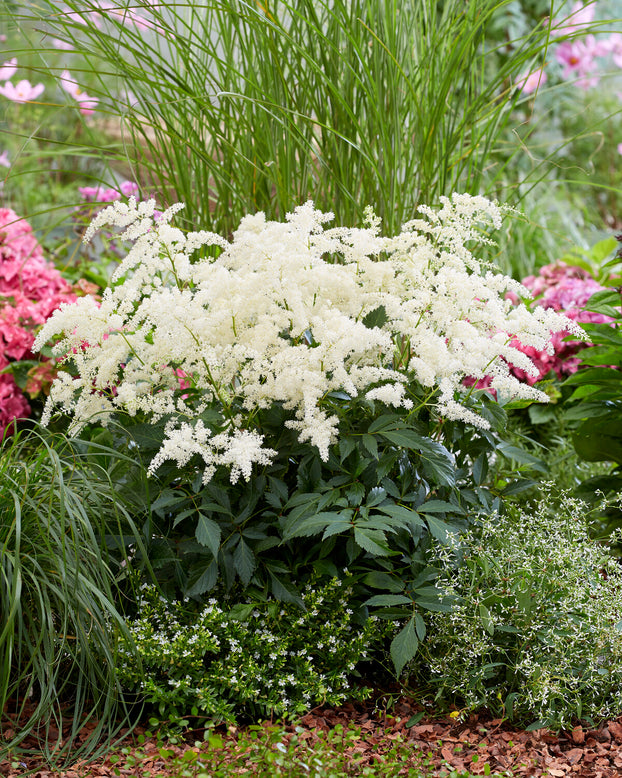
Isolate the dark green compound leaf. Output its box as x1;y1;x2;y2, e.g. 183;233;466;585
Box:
195;513;221;558
269;572;304;607
354;527;391;556
233;538;255;586
283;510;352;540
380;430;456;487
185;558;218;596
363;571;405;592
391;617;419;676
366;594;413;607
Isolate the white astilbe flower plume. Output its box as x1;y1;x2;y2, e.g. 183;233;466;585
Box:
34;194;583;483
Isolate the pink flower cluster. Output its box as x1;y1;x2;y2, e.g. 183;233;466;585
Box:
78;180;139;202
509;261;611;384
0;208;77;438
516;2;622;95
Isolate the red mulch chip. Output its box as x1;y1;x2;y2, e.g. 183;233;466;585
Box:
3;698;622;776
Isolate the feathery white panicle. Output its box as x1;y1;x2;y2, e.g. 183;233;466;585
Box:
35;194;583;483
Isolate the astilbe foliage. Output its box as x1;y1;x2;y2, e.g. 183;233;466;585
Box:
0;208;76;437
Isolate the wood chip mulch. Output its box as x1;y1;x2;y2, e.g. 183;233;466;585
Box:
4;698;622;777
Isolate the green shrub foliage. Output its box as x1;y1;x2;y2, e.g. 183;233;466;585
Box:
117;576;393;721
409;489;622;730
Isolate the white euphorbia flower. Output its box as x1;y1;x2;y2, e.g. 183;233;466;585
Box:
35;194;583;483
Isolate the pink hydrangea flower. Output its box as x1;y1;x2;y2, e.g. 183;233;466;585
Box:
0;79;45;103
0;208;79;436
510;262;611;383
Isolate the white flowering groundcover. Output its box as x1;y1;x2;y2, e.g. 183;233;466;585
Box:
35;193;578;486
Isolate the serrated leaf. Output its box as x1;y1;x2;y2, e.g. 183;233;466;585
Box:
414;611;426;641
376;503;425;530
151;489;187;515
233;538;255;586
346;482;366;506
321;521;352;539
363;571;404;592
185;559;218;596
417;499;464;514
367;414;401;434
424;514;452;543
361;434;379;459
229;603;255;621
366;486;386;507
354;527;390;556
366;594;413;607
195;513;221;558
284;511;352;540
339;436;357;462
269;573;304;607
391;617;419;676
362;305;388;329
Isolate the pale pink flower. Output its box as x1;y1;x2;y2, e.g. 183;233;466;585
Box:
119;180;139;197
60;71;98;115
556;38;595;77
551;1;595;37
78;185;122;202
52;38;75;51
78;180;137;202
59;69;81;99
0;150;9;168
617;142;622;155
515;67;547;95
78;96;99;115
92;0;155;29
0;80;45;103
609;33;622;68
0;58;17;82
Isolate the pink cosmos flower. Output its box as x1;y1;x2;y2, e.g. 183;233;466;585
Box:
515;67;547;95
551;1;595;37
60;71;99;116
0;150;9;168
0;79;44;103
52;38;75;51
78;96;99;115
556;39;595;76
0;58;17;82
92;0;155;30
608;32;622;68
555;38;599;88
617;143;622;155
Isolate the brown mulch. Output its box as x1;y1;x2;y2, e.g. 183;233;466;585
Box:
3;698;622;777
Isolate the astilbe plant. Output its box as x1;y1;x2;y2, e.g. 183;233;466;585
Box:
32;193;585;674
34;193;580;482
0;208;77;438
